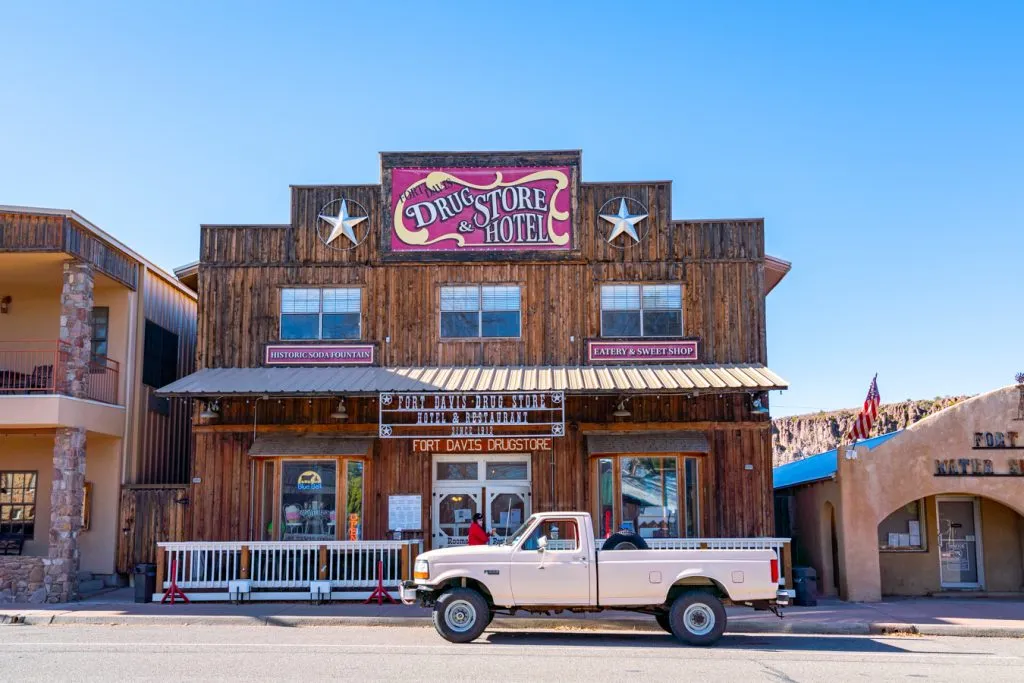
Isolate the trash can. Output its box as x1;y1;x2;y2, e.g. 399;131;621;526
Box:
134;563;157;603
792;566;818;607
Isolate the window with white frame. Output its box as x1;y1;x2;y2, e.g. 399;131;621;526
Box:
280;288;361;340
440;285;521;338
601;284;682;338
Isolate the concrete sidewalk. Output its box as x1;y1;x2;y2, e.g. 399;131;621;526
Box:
2;589;1023;638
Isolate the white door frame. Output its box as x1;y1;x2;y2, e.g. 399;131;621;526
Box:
936;495;985;590
431;454;532;547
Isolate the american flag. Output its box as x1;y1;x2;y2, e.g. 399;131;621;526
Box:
847;375;881;442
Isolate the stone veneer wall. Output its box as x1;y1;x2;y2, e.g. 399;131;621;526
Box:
0;556;46;604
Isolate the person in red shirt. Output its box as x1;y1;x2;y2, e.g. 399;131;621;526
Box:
467;513;492;546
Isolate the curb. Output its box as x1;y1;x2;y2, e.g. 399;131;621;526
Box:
870;622;1024;638
3;613;1022;638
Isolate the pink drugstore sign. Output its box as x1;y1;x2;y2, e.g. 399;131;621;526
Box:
390;166;572;252
587;340;699;363
265;344;375;366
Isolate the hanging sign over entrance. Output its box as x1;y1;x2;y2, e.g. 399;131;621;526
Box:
389;167;573;252
379;391;565;439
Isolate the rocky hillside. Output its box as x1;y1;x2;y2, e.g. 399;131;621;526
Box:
772;396;971;466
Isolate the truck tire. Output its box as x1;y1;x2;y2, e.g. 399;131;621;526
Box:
601;531;649;551
431;587;490;643
655;612;673;634
668;590;727;646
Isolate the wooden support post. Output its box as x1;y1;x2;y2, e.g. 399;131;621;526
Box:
240;545;251;580
783;542;793;589
155;546;166;591
402;543;413;581
318;545;328;580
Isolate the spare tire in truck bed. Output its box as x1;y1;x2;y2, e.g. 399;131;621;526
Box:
601;531;648;551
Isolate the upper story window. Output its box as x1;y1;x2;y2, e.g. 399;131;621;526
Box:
90;307;109;360
600;284;682;338
440;285;521;339
281;288;361;340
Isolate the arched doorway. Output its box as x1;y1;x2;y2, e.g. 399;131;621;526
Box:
876;494;1024;596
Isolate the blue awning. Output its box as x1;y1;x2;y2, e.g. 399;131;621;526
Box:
773;431;902;490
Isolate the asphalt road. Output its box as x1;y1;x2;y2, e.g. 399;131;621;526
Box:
2;624;1023;682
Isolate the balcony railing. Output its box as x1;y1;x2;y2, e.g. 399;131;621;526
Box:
0;340;120;405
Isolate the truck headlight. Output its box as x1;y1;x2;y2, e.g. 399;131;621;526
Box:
414;559;429;580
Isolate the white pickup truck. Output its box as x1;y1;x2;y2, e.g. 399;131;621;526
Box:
401;511;793;646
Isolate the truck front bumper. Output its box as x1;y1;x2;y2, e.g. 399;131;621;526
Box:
399;581;421;606
775;589;795;606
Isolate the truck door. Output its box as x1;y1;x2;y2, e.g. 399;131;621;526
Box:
510;518;591;605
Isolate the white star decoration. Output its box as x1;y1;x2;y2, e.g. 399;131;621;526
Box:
600;198;648;244
319;200;368;246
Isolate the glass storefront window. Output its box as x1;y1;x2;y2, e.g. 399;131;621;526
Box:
621;457;679;539
281;461;337;541
684;458;700;538
486;462;528;481
346;460;364;541
598;458;614;539
436;461;479;481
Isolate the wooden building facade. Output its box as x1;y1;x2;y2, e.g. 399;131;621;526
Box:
159;151;790;550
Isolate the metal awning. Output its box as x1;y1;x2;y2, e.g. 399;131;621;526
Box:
248;436;373;457
156;364;787;397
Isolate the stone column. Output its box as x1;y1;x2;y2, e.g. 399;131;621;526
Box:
59;260;94;398
45;427;87;602
44;261;94;602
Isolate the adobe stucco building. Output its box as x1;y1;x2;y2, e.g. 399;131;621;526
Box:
775;383;1024;601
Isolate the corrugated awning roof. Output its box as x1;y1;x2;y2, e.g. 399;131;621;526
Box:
156;364;787;397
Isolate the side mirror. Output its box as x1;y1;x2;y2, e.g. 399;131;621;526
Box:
538;535;548;551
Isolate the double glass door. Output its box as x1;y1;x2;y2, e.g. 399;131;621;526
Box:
431;455;531;548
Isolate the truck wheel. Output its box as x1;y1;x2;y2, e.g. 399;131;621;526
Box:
655;612;673;634
668;590;727;646
431;588;490;643
601;531;649;551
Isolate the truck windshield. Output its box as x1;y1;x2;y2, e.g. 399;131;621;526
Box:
503;515;537;546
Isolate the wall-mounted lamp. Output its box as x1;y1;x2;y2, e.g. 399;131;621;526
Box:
0;296;11;314
330;398;349;421
199;399;220;420
612;400;631;418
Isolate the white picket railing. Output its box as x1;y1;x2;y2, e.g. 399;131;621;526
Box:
157;540;424;595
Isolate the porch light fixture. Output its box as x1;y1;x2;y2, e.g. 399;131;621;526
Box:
0;296;10;314
199;399;220;420
330;399;349;421
612;401;631;418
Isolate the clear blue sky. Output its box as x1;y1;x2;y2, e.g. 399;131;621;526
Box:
2;2;1021;415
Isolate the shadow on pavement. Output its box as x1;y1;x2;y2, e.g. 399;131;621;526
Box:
480;630;977;654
